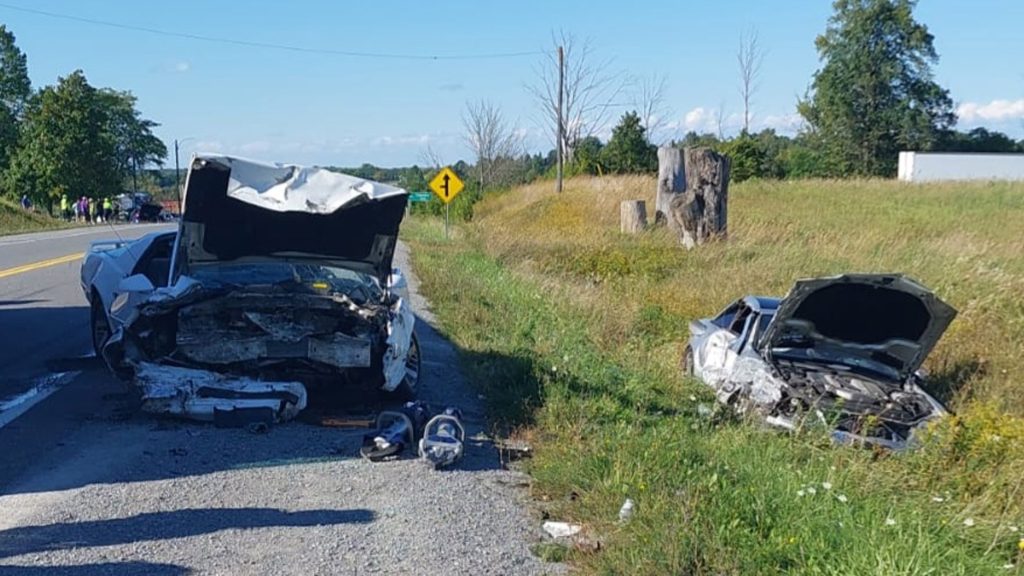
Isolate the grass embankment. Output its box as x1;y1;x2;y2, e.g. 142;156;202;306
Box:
0;197;69;236
403;177;1024;575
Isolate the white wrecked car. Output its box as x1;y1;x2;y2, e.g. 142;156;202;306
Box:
683;274;956;449
81;154;420;423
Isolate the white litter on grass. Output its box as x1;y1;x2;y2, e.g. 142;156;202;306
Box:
885;517;897;526
618;498;635;523
836;494;848;503
822;482;832;490
963;518;975;527
542;521;582;539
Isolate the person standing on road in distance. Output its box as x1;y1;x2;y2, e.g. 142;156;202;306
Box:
60;194;69;221
102;197;112;222
20;194;31;210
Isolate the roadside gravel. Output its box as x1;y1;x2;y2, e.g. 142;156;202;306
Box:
0;242;561;576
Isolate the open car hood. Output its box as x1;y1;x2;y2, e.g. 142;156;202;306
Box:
760;274;956;383
179;154;408;281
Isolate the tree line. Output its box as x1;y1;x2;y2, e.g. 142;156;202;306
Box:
459;0;1024;187
0;25;166;212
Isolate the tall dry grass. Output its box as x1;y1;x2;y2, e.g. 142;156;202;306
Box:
404;175;1024;574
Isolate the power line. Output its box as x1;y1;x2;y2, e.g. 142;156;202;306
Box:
0;2;543;61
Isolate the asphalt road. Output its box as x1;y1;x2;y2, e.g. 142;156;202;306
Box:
0;227;554;575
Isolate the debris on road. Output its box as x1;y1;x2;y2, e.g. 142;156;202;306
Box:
135;362;307;424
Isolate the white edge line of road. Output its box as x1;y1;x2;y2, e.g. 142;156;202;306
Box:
0;371;81;431
0;224;167;247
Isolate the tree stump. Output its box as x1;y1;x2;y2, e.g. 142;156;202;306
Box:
668;147;730;249
620;200;647;234
655;146;686;225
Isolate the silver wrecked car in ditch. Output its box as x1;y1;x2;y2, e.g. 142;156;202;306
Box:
81;154;419;423
683;274;956;449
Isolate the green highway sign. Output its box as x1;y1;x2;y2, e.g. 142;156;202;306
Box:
408;192;432;203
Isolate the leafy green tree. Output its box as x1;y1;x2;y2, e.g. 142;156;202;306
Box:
99;89;167;191
798;0;955;177
397;165;427;191
572;136;604;175
0;25;31;172
601;112;656;174
720;135;771;182
937;128;1023;153
5;71;120;207
675;131;723;150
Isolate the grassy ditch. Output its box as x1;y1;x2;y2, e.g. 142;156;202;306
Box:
0;197;70;236
402;176;1024;574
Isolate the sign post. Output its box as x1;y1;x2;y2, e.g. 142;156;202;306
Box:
427;167;464;240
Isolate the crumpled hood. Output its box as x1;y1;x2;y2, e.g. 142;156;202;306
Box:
179;154;408;281
760;274;957;383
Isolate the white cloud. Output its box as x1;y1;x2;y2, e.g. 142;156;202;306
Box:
174;61;191;73
371;134;433;147
757;113;803;133
239;140;272;154
683;107;709;131
957;99;1024;123
193;140;223;152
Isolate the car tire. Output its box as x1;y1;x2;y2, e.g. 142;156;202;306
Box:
682;345;695;377
390;331;421;400
91;293;111;358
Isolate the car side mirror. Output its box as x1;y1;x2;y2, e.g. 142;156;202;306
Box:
118;274;155;293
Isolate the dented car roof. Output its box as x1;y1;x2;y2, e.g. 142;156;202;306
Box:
178;154;409;280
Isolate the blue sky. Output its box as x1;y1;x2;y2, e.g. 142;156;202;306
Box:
2;0;1022;167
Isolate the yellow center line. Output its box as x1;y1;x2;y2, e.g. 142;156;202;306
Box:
0;253;83;279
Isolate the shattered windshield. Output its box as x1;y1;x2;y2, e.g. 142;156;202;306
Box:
189;261;382;303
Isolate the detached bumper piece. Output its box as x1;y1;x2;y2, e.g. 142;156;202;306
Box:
135;362;307;424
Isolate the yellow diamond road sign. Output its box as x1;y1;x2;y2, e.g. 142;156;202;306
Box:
428;167;464;204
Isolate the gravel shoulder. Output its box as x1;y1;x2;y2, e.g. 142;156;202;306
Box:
0;241;558;576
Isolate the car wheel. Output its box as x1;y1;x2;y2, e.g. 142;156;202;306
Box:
391;332;422;400
91;294;111;358
682;345;695;377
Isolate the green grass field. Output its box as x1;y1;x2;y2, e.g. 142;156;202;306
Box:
0;197;70;236
403;176;1024;575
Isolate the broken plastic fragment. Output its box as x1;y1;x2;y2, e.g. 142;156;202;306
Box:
543;521;582;539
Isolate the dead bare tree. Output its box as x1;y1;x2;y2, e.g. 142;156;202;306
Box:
737;28;765;134
419;143;444;170
462;100;523;190
527;31;626;165
714;100;727;141
633;74;670;144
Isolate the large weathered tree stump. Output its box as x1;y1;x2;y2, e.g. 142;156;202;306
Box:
668;147;730;249
620;200;647;234
655;146;686;225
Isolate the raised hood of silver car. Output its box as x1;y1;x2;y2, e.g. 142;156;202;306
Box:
760;274;957;383
178;154;408;281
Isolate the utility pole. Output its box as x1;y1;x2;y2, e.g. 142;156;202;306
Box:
556;45;564;194
174;139;181;210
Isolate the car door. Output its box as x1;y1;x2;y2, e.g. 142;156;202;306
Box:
697;301;751;377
